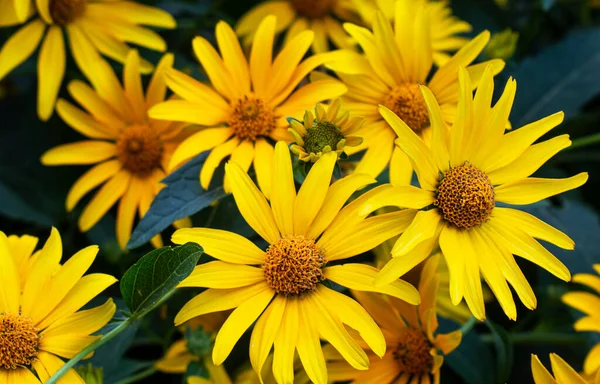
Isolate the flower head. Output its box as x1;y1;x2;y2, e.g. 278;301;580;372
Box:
289;98;364;162
0;0;175;120
0;228;116;382
361;65;588;321
41;51;189;250
149;17;347;197
329;0;504;181
172;142;420;384
531;354;599;384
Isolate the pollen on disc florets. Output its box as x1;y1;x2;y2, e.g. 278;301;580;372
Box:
384;83;429;133
0;313;40;370
291;0;335;19
304;121;344;155
228;95;276;141
435;162;495;229
116;125;164;177
393;328;434;375
50;0;87;26
263;235;327;296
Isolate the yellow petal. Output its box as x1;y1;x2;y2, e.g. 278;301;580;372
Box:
66;160;121;211
123;50;146;122
149;99;229;126
391;209;442;256
42;141;116;165
179;261;264;289
88;2;176;29
192;35;236;100
41;298;115;338
359;185;435;216
296;298;327;384
168;127;232;170
495;173;588;205
272;297;298;384
56;99;113;140
270;141;296;236
375;236;437;286
438;225;465;306
146;53;174;108
0;233;20;314
79;170;131;231
216;21;250;95
37;25;65;121
268;30;314;97
253;139;275;198
0;19;45;81
164;68;230;112
116;176;143;250
67;80;124;132
250;15;276;99
550;353;588;384
249;296;286;378
200;138;240;190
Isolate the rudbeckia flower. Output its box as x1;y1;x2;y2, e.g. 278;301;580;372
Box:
325;254;462;384
0;0;175;120
352;0;473;66
0;228;116;383
149;16;347;197
288;98;364;163
41;51;189;250
171;142;420;384
235;0;358;53
329;0;504;180
361;66;588;321
531;354;599;384
562;265;600;376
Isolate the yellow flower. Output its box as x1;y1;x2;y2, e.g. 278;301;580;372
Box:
351;0;473;66
325;254;462;383
1;0;34;24
361;66;588;321
172;141;420;384
41;51;188;250
288;98;364;162
562;265;600;376
0;228;116;383
0;0;175;121
149;16;347;197
235;0;359;53
531;354;600;384
329;0;504;181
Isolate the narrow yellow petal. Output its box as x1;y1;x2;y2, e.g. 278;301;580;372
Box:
250;15;276;98
270;141;296;236
391;209;442;256
296;299;327;384
179;261;264;289
272;297;298;384
550;353;588;383
123;50;146;122
42;141;116;165
253;139;275;199
249;296;286;379
0;233;20;314
37;25;65;121
66;160;121;211
495;173;588;205
79;170;131;232
0;19;45;81
41;298;116;338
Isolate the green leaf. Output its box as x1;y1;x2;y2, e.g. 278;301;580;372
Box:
127;152;226;249
511;28;600;126
484;320;514;383
444;324;494;384
120;243;204;317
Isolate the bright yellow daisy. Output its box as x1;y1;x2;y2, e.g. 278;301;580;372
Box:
361;65;588;321
0;228;117;383
0;0;175;120
171;141;420;384
352;0;472;66
235;0;359;53
562;265;600;376
288;98;364;163
329;0;504;181
324;254;462;383
41;51;189;250
532;354;600;384
149;16;347;197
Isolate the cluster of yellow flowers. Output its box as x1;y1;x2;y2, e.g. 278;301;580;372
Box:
0;0;598;383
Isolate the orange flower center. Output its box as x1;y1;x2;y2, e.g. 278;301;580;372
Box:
393;328;433;375
263;235;326;296
384;83;429;133
0;313;40;370
228;95;276;141
435;162;495;229
116;125;164;177
290;0;335;19
50;0;86;26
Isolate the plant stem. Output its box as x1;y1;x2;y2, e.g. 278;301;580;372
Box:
46;319;132;384
114;365;158;384
480;332;587;345
568;133;600;150
459;317;479;335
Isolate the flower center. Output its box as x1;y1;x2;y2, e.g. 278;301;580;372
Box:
49;0;86;26
0;313;40;370
303;121;345;155
384;83;429;133
116;125;164;177
290;0;335;19
263;235;327;296
393;328;433;375
435;162;495;229
228;95;276;141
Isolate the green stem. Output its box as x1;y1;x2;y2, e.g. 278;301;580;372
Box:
568;133;600;150
459;317;479;336
481;333;587;345
114;365;158;384
46;319;132;384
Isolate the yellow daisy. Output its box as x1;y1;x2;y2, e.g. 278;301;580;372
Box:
329;0;504;181
288;98;364;162
0;228;117;383
1;0;34;25
0;0;175;120
361;65;588;321
235;0;358;53
532;354;600;384
352;0;473;66
562;265;600;376
324;254;462;383
41;51;189;250
149;16;347;197
171;141;420;384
